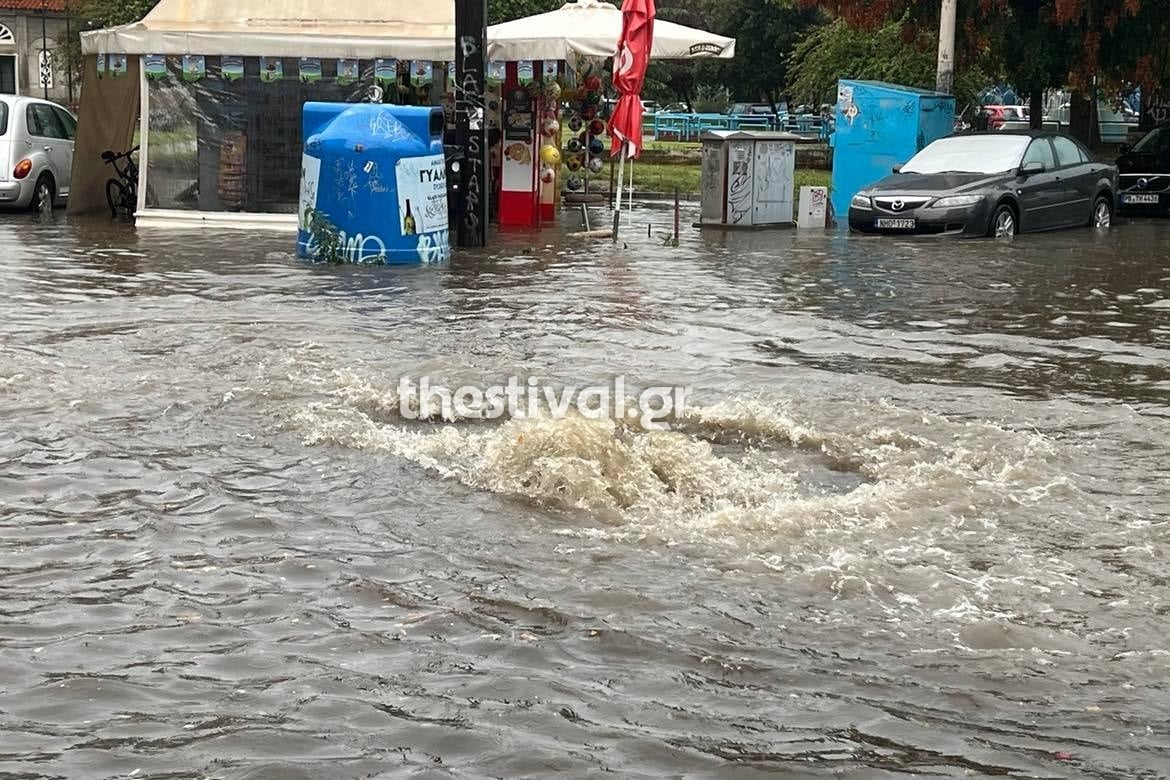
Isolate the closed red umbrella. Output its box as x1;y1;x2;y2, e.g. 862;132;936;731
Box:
609;0;655;160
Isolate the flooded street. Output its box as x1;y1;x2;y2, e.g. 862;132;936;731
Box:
2;208;1169;778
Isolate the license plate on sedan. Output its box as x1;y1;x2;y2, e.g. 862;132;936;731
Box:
875;218;916;229
1123;193;1160;205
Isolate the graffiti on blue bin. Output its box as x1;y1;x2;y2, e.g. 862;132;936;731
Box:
297;102;451;265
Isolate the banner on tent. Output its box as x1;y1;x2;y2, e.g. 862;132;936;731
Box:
299;57;322;83
410;61;433;88
144;53;166;80
260;57;283;82
375;58;398;88
222;55;244;81
487;61;505;88
338;59;359;86
182;55;205;82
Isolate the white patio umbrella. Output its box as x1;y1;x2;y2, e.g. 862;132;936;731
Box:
486;0;735;62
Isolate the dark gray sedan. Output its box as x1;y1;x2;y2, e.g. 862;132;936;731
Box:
848;131;1119;238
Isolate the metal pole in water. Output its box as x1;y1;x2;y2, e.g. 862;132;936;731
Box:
608;154;616;208
612;141;626;241
455;0;489;248
628;155;633;212
673;188;680;245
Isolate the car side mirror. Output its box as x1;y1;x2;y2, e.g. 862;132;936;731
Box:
1019;161;1045;177
1118;143;1132;155
892;164;903;174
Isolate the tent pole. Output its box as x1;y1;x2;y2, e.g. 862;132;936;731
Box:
612;141;626;241
136;56;150;215
628;154;633;211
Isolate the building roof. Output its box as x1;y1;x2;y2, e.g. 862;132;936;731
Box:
0;0;67;11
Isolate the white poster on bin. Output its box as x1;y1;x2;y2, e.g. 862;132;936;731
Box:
298;154;321;231
395;154;447;236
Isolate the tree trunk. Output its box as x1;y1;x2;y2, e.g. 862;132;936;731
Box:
1029;89;1044;130
1069;91;1100;149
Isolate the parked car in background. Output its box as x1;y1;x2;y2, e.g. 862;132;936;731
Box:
727;102;788;118
1116;121;1170;215
983;105;1028;129
727;103;771;116
848;131;1118;238
1054;101;1140;143
0;95;76;211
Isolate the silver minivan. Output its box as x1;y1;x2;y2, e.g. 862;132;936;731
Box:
0;95;76;211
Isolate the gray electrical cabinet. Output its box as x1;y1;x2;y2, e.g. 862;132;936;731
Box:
699;130;799;228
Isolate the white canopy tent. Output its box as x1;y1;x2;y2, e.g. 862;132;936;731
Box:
80;0;455;59
69;0;734;228
486;0;735;62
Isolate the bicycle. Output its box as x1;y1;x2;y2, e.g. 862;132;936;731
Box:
103;146;140;218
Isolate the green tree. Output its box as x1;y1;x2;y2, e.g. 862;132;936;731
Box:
706;0;824;109
798;0;1168;143
787;16;992;110
487;0;562;25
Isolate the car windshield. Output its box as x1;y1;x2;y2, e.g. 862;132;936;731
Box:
0;101;8;136
901;135;1030;174
1132;126;1169;154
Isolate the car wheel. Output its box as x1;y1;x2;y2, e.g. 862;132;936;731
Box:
1091;196;1112;229
989;203;1017;238
31;175;55;214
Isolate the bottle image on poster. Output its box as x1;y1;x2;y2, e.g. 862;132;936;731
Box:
395;154;447;237
402;200;417;235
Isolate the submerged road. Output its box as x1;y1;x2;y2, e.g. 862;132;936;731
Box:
1;209;1169;777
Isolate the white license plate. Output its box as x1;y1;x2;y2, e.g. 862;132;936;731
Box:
1123;193;1160;204
875;218;916;229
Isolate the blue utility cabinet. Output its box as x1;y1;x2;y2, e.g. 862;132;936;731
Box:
297;103;449;264
831;81;956;219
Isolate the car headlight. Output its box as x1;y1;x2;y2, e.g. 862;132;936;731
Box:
930;194;983;209
850;194;872;209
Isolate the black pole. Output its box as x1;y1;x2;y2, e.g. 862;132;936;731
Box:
41;1;48;99
454;0;488;248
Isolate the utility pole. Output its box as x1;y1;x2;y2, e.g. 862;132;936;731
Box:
936;0;957;95
454;0;488;248
40;0;49;99
65;14;73;106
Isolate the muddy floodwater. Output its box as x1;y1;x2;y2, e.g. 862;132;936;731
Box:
2;208;1170;779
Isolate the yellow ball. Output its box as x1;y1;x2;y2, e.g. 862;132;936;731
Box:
540;145;562;167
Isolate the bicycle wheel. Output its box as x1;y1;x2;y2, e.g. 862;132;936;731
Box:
106;178;126;217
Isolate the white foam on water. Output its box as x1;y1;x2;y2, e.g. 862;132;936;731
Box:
263;364;1140;644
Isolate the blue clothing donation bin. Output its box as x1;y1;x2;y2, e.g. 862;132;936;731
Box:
830;80;956;220
297;103;449;264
